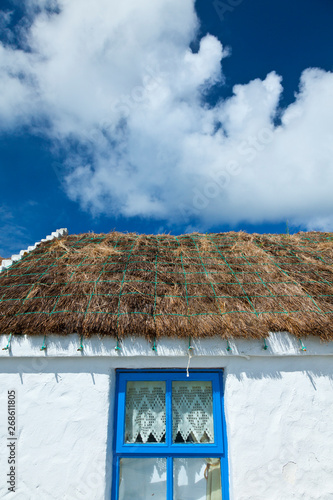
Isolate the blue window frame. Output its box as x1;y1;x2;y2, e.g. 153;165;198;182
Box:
112;370;229;500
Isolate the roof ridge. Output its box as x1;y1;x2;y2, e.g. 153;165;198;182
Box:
0;228;68;274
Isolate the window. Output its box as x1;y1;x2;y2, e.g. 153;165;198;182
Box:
112;370;229;500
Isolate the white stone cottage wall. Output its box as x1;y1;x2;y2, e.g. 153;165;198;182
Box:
1;334;333;500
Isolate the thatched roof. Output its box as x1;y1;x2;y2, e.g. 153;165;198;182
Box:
0;231;333;340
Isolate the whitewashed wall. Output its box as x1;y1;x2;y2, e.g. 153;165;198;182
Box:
1;334;333;500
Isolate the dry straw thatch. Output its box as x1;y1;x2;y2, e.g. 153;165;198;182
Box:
0;231;333;340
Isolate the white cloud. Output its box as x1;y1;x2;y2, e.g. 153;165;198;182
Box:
306;216;333;232
0;0;332;230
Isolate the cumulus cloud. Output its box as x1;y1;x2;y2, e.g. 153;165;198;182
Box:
0;0;332;230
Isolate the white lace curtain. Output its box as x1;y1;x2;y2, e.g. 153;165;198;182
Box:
125;380;214;445
125;381;166;443
172;381;214;443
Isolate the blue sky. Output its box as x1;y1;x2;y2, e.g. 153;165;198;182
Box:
0;0;333;256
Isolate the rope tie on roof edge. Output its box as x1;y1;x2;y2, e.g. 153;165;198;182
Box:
188;336;194;351
40;335;47;351
299;339;306;351
115;338;121;351
2;332;12;350
77;335;84;352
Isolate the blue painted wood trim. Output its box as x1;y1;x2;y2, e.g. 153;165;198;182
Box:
111;372;120;500
112;369;230;500
116;371;224;455
219;369;230;500
167;456;173;500
166;378;172;448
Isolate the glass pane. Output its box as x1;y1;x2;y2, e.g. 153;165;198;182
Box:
119;458;167;500
125;381;166;443
172;381;214;443
173;458;222;500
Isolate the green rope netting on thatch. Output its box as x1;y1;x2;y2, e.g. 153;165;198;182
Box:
1;231;333;339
